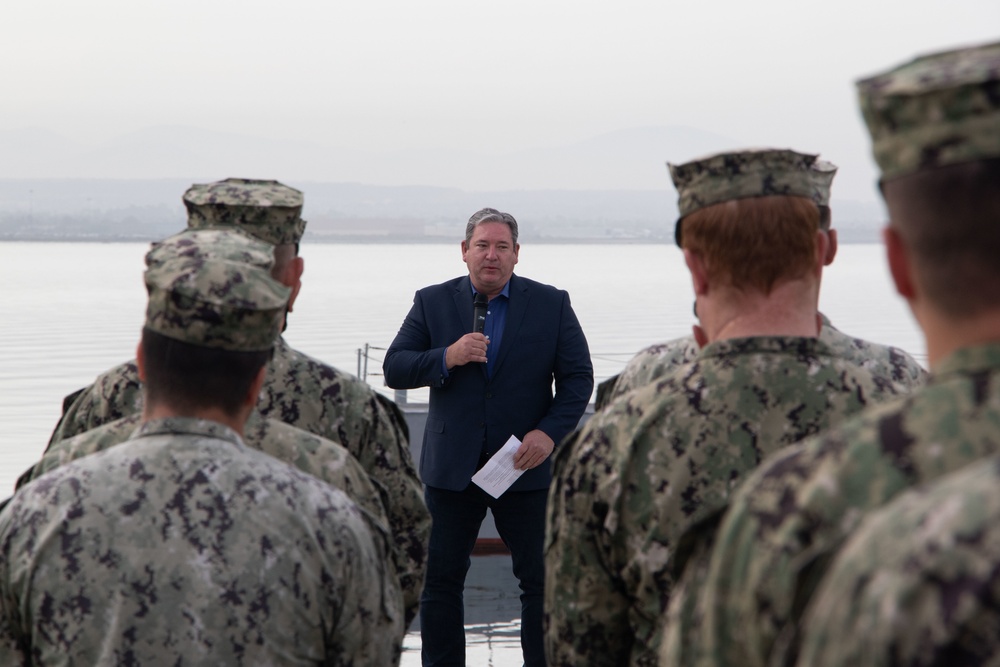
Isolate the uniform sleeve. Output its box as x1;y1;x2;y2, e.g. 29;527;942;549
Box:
383;290;452;390
544;418;632;666
0;619;27;666
0;506;28;666
658;535;716;667
699;429;900;667
348;390;429;628
321;497;407;666
795;458;1000;667
261;342;431;629
535;291;594;446
698;445;817;667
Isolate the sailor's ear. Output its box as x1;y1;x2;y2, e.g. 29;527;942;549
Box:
823;228;838;265
244;365;268;411
884;226;916;300
283;257;305;313
135;341;146;383
684;249;709;297
693;324;708;349
813;230;829;277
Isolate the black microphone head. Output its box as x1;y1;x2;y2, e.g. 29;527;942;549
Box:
474;293;488;308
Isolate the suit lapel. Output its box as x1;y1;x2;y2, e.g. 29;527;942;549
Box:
493;274;528;378
452;276;474;333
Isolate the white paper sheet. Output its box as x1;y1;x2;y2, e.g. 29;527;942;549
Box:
471;435;525;499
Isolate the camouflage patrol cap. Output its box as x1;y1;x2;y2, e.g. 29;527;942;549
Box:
144;253;291;352
857;40;1000;180
145;228;276;272
183;178;307;246
669;149;837;246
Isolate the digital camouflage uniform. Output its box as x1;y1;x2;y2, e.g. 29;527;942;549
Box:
653;329;924;667
0;419;404;667
679;40;1000;667
695;346;1000;667
0;232;405;665
602;319;926;409
791;455;1000;667
544;336;902;667
545;147;907;666
47;338;426;623
22;411;390;532
42;180;429;624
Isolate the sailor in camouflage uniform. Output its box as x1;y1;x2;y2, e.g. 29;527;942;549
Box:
0;238;404;665
684;40;1000;667
793;456;1000;667
19;229;391;532
544;149;904;666
597;167;927;410
41;179;429;625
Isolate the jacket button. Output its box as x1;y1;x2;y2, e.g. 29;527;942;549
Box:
486;392;492;399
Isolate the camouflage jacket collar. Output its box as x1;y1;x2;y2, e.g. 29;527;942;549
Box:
273;334;292;356
933;342;1000;380
699;335;835;361
134;416;245;448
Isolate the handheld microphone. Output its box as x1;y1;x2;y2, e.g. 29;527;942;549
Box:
473;293;488;334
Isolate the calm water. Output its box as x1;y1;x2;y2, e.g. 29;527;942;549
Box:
0;240;923;494
0;240;924;665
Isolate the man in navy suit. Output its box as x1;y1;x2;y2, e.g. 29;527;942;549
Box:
384;207;594;666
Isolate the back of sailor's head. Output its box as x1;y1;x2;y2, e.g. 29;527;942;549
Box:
667;148;835;294
857;41;1000;318
183;178;307;248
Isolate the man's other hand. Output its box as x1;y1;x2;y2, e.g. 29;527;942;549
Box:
513;429;554;470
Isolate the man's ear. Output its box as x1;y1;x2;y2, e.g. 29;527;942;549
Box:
683;249;709;297
823;228;838;265
135;340;146;383
692;324;708;349
282;257;305;313
813;230;830;278
884;225;916;300
244;365;268;410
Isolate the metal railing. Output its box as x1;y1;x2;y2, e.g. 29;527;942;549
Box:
357;342;628;407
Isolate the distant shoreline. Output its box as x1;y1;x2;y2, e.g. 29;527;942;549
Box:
0;230;882;245
1;236;668;245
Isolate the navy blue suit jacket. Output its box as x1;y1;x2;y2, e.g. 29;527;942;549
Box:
383;274;593;492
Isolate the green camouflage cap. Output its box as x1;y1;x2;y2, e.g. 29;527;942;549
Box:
183;178;307;246
144;254;291;352
857;41;1000;180
669;149;837;246
145;228;276;272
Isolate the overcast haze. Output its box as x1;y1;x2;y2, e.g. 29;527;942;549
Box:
2;1;998;202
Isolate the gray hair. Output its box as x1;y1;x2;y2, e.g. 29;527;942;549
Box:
465;207;519;245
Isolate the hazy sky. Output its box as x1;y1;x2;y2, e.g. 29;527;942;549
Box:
3;0;998;193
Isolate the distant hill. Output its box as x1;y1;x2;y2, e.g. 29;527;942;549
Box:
0;123;881;199
0;122;885;243
0;177;883;243
0;124;740;191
